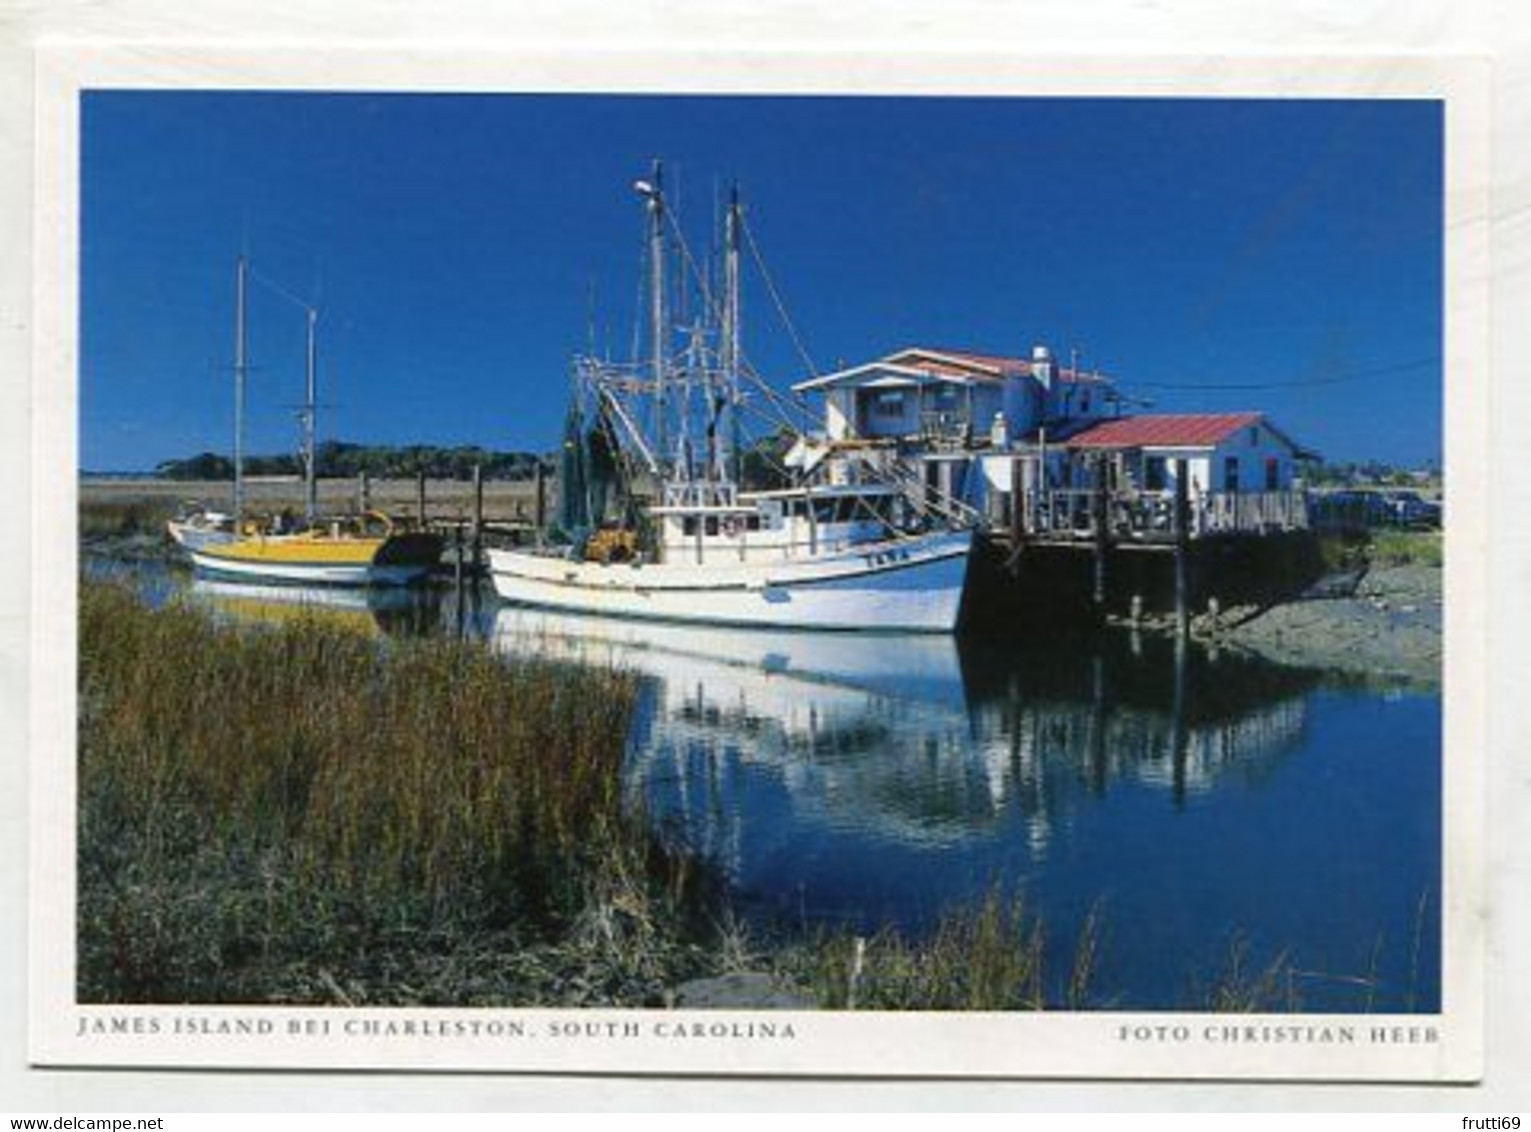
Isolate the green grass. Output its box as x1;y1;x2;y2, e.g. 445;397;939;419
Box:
1367;528;1443;568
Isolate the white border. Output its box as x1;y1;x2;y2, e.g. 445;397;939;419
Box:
24;45;1489;1084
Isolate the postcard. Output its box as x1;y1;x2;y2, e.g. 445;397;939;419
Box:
27;43;1488;1081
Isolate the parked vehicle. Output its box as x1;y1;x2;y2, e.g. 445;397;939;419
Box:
1380;490;1442;529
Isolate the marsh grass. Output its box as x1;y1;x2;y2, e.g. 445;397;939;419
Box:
79;496;179;539
78;579;719;1005
1367;528;1443;569
793;889;1056;1011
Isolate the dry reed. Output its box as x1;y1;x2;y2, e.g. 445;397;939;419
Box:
78;579;713;1005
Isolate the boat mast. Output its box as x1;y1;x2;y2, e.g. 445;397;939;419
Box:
719;183;742;485
232;254;248;526
640;160;669;478
302;305;319;524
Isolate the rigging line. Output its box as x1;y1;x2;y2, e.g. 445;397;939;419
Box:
662;205;717;313
248;266;316;315
1131;356;1439;391
660;199;811;438
746;366;818;434
629;206;646;367
740;213;821;383
656;203;816;439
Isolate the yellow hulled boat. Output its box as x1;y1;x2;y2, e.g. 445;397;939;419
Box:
174;512;442;587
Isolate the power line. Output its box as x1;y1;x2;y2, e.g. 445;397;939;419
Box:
1130;355;1439;392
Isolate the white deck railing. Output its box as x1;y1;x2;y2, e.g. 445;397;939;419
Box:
1010;488;1309;540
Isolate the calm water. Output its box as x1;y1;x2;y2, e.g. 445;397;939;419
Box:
85;553;1442;1012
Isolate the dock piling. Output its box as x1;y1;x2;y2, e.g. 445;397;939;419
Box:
472;463;484;573
358;470;370;514
416;470;427;529
1091;453;1110;614
533;461;547;536
1173;458;1191;640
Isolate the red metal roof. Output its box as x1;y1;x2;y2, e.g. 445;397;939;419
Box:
1065;412;1264;449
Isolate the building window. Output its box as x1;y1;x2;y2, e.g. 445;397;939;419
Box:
1265;457;1280;491
1224;456;1241;492
872;391;905;418
1249;426;1259;447
1081;394;1091;415
1144;455;1167;491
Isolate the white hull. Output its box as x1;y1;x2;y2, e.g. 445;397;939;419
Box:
488;529;973;632
184;548;432;587
165;519;236;552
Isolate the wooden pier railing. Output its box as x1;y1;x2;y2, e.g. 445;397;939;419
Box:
1005;487;1309;544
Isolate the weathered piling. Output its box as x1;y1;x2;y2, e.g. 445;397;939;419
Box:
1091;453;1110;615
453;524;464;585
416;470;428;527
471;463;484;572
1173;458;1191;640
358;470;371;513
1007;455;1025;572
533;461;547;533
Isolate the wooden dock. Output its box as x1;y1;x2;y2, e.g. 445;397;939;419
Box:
985;455;1313;636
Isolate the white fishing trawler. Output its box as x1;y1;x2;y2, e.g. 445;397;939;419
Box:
488;167;975;632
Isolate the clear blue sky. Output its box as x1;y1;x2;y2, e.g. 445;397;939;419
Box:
80;93;1442;471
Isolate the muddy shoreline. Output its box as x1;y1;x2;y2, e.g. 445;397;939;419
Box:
1192;563;1442;688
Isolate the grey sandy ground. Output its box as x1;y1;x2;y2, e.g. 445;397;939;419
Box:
1203;564;1443;687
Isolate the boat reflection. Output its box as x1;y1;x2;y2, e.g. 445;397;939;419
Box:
489;609;1325;892
187;576;447;637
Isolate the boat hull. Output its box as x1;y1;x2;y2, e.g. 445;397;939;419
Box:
487;530;973;632
174;528;443;587
165;519;236;552
184;550;433;586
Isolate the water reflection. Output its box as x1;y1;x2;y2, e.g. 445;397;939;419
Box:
489;609;1321;895
186;576;453;638
81;556;1440;1009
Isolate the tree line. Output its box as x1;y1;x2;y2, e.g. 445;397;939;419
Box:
155;441;551;482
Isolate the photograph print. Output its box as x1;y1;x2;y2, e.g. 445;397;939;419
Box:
56;79;1460;1076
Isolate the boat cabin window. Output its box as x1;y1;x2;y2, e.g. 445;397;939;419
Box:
810;497;873;524
682;516;698;536
746;514;762;532
704;516;720;537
